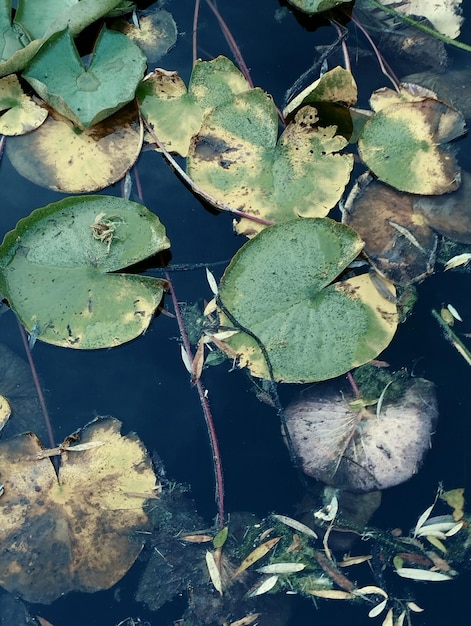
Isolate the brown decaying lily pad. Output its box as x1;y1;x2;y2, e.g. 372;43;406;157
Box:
5;101;143;193
342;173;437;286
0;417;158;603
285;378;438;493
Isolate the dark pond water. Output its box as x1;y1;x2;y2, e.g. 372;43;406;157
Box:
1;1;471;625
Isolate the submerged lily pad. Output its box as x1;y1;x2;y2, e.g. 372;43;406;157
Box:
0;195;170;349
0;417;158;603
217;218;397;382
23;26;147;128
358;96;465;194
113;7;177;64
414;169;471;243
343;174;438;285
285;377;438;492
188;96;353;237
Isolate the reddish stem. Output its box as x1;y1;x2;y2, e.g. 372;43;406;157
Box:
17;319;56;450
349;13;400;90
204;0;254;87
347;370;360;398
193;0;201;67
165;272;225;529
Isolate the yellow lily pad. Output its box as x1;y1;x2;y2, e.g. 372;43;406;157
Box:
358;97;465;194
0;74;47;135
5;101;143;193
283;66;358;117
188;94;353;237
0;417;158;603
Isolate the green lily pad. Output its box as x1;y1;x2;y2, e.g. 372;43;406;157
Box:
23;26;147;128
0;0;126;77
188;95;353;237
15;0;78;41
138;55;251;157
0;1;28;63
358;97;465;194
0;196;170;349
217;218;398;383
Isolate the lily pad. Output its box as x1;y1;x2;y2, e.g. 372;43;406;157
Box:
23;26;147;128
283;66;358;118
285;377;438;492
138;55;251;157
401;68;471;119
188;96;354;237
358;97;465;194
0;417;158;603
112;7;177;64
414;169;471;243
0;0;126;77
217;218;397;383
0;73;47;135
0;195;170;349
15;0;78;41
5;101;143;193
342;173;438;285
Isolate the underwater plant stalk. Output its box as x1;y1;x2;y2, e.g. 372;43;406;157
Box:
432;309;471;366
348;12;400;89
17;319;56;450
204;0;254;87
192;0;201;67
365;0;471;53
165;272;226;529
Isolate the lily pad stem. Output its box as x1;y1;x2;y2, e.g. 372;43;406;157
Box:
216;294;304;480
165;271;226;529
348;12;400;90
143;117;275;227
17;318;58;465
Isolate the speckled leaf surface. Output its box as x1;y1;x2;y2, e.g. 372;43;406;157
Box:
217;218;397;382
0;196;170;349
138;55;251;157
358;98;465;194
188;94;353;237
